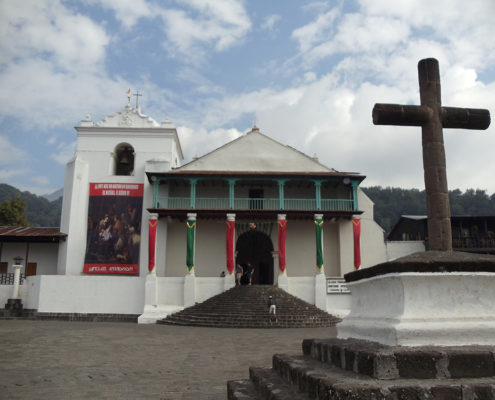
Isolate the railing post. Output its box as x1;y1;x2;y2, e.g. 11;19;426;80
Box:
228;179;237;209
313;180;323;210
277;179;286;210
152;178;159;208
351;180;359;210
189;178;198;209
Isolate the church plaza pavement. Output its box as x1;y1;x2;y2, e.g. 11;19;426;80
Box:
0;320;335;399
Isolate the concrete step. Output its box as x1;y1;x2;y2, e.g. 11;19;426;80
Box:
158;318;331;329
249;367;310;400
159;285;340;328
303;338;495;380
227;379;260;400
271;353;495;399
163;313;337;322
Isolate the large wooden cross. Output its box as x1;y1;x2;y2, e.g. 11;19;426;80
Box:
373;58;491;251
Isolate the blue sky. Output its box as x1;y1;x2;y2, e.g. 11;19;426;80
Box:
1;0;494;195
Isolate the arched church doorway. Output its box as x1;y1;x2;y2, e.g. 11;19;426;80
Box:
236;230;274;285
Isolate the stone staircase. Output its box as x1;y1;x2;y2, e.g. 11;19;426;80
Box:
158;285;340;328
228;338;495;399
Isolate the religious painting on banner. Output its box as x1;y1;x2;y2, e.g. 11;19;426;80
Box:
84;183;144;275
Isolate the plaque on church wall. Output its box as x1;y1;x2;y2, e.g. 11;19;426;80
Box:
83;183;144;275
326;278;350;294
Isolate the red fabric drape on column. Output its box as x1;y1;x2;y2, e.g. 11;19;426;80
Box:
278;219;287;272
353;218;361;270
226;220;235;274
148;219;158;272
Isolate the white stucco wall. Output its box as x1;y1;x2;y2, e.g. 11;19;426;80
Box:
356;189;388;269
57;156;89;275
287;276;315;304
156;277;184;305
195;220;228;277
1;242;58;275
164;219;187;277
338;220;354;275
338;272;495;346
25;275;145;314
386;241;426;261
326;293;352;318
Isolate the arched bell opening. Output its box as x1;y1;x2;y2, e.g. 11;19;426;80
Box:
114;143;135;176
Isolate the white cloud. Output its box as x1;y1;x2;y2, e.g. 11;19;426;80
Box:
0;0;109;71
50;141;77;165
292;0;495;75
0;168;30;182
291;9;339;53
178;126;242;163
0;59;131;129
304;72;317;83
31;176;50;186
157;0;251;60
88;0;153;28
0;135;28;165
0;0;132;130
261;14;281;31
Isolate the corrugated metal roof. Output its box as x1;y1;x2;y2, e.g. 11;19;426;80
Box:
0;226;66;242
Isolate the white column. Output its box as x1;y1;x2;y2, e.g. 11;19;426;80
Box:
314;213;327;310
139;213;160;324
184;213;197;307
11;262;23;299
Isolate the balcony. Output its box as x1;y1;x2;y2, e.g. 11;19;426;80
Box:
155;196;354;211
452;236;495;252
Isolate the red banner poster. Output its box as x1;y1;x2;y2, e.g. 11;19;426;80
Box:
353;218;361;270
226;220;235;274
84;182;143;275
148;218;157;272
278;219;287;272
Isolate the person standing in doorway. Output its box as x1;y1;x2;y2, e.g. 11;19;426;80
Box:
235;263;243;286
247;263;254;285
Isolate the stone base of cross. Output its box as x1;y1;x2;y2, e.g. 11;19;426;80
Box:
372;58;490;251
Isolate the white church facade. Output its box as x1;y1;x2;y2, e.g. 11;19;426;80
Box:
2;104;391;322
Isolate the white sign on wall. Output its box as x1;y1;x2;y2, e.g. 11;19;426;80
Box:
326;278;350;294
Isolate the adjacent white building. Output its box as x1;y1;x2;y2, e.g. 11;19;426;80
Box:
2;104;390;321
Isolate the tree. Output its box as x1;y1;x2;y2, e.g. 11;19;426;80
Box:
0;197;28;226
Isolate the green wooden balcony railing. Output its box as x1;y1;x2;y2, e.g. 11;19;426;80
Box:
155;196;354;211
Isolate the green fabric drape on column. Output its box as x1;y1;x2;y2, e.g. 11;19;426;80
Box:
314;217;324;272
186;219;196;273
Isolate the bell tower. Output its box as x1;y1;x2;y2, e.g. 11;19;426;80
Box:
57;104;183;276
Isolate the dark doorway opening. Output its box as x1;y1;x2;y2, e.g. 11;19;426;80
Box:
249;189;264;209
236;230;273;285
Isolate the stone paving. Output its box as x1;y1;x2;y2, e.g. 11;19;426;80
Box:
0;320;335;399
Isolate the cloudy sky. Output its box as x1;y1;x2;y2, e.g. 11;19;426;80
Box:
1;0;494;196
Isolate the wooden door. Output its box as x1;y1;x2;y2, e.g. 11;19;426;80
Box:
26;262;37;276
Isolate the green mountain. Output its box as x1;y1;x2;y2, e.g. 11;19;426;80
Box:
362;186;495;234
0;184;62;227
